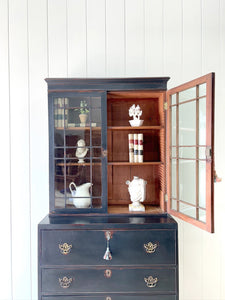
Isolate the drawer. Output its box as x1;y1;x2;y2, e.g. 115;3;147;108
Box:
40;229;176;265
42;295;177;300
41;267;176;294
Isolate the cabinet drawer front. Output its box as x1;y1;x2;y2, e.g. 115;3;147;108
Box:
41;229;176;265
42;267;176;293
42;295;177;300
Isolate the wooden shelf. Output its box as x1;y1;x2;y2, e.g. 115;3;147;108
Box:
108;205;163;214
55;126;101;131
56;162;101;166
107;125;163;130
108;161;163;166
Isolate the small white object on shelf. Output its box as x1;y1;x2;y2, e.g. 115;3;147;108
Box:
128;104;144;127
126;176;147;212
75;139;88;163
69;182;92;208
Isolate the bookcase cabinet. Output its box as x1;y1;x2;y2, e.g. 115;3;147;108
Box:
38;74;214;300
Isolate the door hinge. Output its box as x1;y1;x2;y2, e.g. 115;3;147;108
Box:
164;102;168;110
164;194;168;202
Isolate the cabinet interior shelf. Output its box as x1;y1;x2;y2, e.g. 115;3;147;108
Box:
55;126;101;131
56;162;101;166
56;161;162;166
107;125;163;130
108;161;163;166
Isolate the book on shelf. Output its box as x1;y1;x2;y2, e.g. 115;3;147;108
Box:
133;133;138;163
128;133;134;163
128;133;144;163
54;98;68;128
138;133;143;163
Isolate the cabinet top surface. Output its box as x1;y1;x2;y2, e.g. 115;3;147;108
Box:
39;214;177;229
45;77;170;91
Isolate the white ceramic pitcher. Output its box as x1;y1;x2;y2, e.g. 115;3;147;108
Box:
69;182;92;208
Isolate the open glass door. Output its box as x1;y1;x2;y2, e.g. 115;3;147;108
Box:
167;73;214;232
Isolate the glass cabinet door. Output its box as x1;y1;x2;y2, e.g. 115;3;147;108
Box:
167;73;214;232
49;92;107;213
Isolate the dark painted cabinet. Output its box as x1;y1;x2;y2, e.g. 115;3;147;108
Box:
38;215;178;299
38;75;215;299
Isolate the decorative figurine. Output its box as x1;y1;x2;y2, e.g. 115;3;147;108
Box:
128;104;144;127
75;139;88;163
126;176;147;212
69;181;92;208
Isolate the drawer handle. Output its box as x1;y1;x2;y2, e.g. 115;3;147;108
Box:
144;275;158;288
59;276;73;288
144;242;158;253
59;243;72;255
103;231;112;260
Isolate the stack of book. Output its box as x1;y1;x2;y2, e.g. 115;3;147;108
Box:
54;98;68;128
128;133;143;163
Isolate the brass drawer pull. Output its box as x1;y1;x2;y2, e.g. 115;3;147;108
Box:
59;276;73;288
144;275;158;288
59;243;72;255
103;231;112;260
144;242;158;253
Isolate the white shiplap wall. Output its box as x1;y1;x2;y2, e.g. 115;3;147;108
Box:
0;0;225;299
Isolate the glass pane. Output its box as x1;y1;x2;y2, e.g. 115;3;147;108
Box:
179;147;196;159
171;199;177;210
171;94;176;105
91;128;101;146
66;165;92;209
179;160;196;205
199;160;206;208
68;96;90;126
54;130;64;147
65;128;91;147
90;97;102;127
54;98;68;128
199;147;206;159
199;83;206;97
171;147;176;157
171;159;177;199
198;208;206;223
199;97;206;145
92;163;102;198
54;147;64;159
179;101;196;145
171;106;176;146
179;87;196;103
179;202;196;218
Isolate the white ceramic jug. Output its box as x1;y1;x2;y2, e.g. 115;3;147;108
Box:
69;182;92;208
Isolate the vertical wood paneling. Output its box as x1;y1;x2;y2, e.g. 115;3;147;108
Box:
0;1;12;299
8;0;31;298
125;0;145;76
201;1;221;299
144;0;164;76
219;2;225;298
182;0;202;80
67;0;87;77
28;0;48;299
106;0;125;76
163;0;182;87
48;0;67;77
183;225;203;299
86;0;106;77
